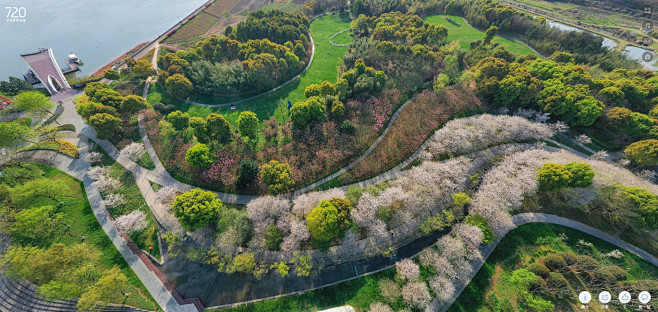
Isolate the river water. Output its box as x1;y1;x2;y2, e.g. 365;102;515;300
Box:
546;19;657;71
0;0;208;81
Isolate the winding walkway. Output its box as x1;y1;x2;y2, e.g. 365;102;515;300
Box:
438;213;658;311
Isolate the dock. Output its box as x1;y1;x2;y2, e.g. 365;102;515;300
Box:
20;48;79;95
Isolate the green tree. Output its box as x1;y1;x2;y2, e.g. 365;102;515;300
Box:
237;111;259;141
10;178;68;208
185;143;214;169
306;200;340;242
14;91;54;118
1;243;102;299
165;74;193;98
625;139;658;166
329;197;352;231
265;224;283;250
260;160;295;194
93;88;123;108
509;269;538;291
189;116;209;143
452;192;471;208
10;205;63;242
307;97;326;122
444;0;455;14
290;102;310;128
103;69;120;80
0;120;30;149
131;58;156;78
565;162;595;187
167;110;190;131
550;51;575;64
77;266;128;311
304;84;322;98
171;188;223;230
237;159;259;187
88;113;123;140
331;101;345;119
537;163;573;192
270;261;289;277
571;97;603;127
227;252;255;273
482;26;498;46
206;113;232;143
120;95;148;114
598;86;625;105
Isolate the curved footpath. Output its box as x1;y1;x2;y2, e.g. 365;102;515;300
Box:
437;213;658;311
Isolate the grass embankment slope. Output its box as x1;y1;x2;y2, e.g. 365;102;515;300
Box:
147;14;352;126
425;14;538;56
450;223;658;312
26;164;159;310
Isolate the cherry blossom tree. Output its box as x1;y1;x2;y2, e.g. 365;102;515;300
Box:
102;193;124;209
114;210;148;234
422;114;554;159
378;279;401;303
119;142;146;162
155;186;178;206
429;276;456;301
395;258;420;281
292;189;345;217
575;134;592;145
368;302;393;312
401;281;431;309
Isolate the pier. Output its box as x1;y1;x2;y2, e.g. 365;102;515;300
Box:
20;48;75;95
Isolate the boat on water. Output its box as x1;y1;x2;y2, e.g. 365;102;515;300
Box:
68;52;82;65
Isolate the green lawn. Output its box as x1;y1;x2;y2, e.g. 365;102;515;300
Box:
425;14;538;56
450;223;658;312
20;164;159;310
147;13;353;125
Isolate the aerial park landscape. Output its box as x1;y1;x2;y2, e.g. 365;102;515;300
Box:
1;0;658;311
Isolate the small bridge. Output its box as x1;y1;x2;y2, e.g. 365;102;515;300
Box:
20;48;71;95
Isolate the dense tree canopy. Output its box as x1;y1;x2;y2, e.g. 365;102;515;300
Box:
171;188;223;230
625;139;658;166
185;143;215;169
306;200;340;242
259;160;295;194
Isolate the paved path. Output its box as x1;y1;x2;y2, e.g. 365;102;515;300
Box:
14;148;198;312
438;212;658;311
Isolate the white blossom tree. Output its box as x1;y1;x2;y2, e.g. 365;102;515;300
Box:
102;193;124;209
120;142;147;162
368;302;393;312
575;134;592;145
114;210;148;234
155;186;178;206
401;281;431;310
429;276;456;301
395;258;420;281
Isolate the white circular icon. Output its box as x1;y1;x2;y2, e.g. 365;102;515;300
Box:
599;291;611;304
579;291;592;304
619;291;632;304
639;291;651;304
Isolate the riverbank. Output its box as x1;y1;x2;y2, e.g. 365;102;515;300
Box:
91;42;149;77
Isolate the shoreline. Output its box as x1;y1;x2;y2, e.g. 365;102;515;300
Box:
91;42;149;77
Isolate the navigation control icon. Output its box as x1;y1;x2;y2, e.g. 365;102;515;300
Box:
639;291;651;304
619;291;632;304
579;291;592;304
643;52;654;63
599;291;611;304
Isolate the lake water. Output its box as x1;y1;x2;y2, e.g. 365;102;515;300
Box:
546;19;657;71
0;0;208;81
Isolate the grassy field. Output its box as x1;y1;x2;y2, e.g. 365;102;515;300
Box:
148;13;353;125
15;164;159;310
425;14;538;56
450;223;658;312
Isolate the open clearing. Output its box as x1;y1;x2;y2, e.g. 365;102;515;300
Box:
425;14;538;56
